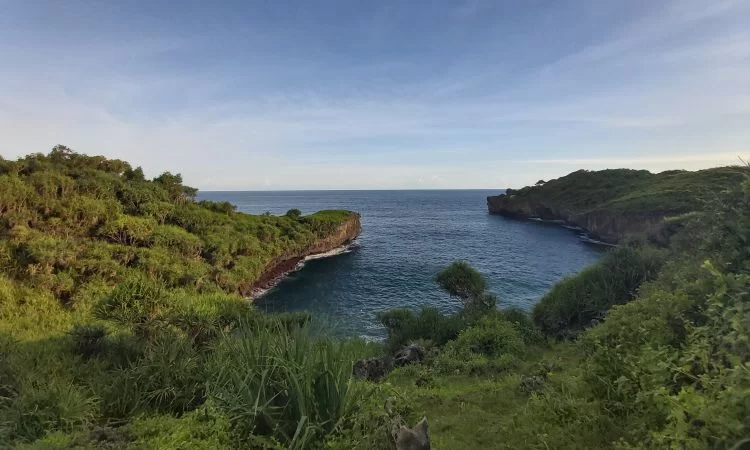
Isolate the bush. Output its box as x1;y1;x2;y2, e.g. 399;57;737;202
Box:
377;307;464;352
68;323;109;359
97;215;157;246
453;315;525;358
96;274;166;325
103;332;206;417
498;307;544;345
430;316;525;376
209;321;370;448
435;261;488;302
533;244;666;339
0;384;98;443
149;225;203;257
285;208;302;219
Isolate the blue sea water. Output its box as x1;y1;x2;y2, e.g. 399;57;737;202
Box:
197;190;603;339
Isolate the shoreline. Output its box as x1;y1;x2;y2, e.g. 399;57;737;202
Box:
527;216;617;247
248;240;359;300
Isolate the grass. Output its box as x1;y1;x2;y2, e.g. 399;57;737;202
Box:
210;322;371;449
532;244;666;339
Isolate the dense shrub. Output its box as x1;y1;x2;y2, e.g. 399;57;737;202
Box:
378;307;464;351
435;260;488;302
453;315;525;358
498;307;544;345
209;321;370;449
97;215;157;246
378;261;499;351
532;244;666;339
106;332;206;415
96;274;166;325
432;315;525;375
68;323;109;359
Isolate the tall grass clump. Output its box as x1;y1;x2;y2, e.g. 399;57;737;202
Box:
532;244;666;339
209;320;370;449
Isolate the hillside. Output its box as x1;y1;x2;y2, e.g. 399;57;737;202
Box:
350;166;750;449
0;147;362;448
0;146;359;304
1;151;748;449
487;167;747;242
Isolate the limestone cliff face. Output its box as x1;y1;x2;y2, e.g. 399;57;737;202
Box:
242;214;362;297
303;213;362;255
487;194;662;244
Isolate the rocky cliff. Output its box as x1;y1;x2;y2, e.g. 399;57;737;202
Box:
487;194;664;243
244;213;362;297
487;167;747;244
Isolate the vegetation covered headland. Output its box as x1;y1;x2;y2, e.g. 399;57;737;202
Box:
487;167;746;243
0;147;749;449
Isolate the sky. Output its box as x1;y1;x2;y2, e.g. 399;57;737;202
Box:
1;0;748;190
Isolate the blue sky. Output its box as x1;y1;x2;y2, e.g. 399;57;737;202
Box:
1;0;748;190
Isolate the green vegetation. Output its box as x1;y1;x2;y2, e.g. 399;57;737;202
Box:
1;147;748;449
346;166;749;449
0;147;363;448
532;244;666;339
505;166;745;215
489;166;749;242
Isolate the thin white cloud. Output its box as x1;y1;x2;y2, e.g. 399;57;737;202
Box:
0;0;749;189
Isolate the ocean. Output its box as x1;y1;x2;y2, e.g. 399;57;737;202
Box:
197;190;603;339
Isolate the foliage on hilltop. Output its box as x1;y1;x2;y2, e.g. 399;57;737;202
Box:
0;145;355;304
0;146;365;448
499;166;747;216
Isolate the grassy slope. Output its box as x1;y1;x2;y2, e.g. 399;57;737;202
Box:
353;168;750;450
0;147;360;448
3;149;748;449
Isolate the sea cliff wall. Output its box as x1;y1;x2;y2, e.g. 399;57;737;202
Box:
243;213;362;296
487;193;664;244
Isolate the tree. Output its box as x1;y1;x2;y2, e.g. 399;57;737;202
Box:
285;208;302;219
124;166;146;182
153;171;198;202
435;261;488;304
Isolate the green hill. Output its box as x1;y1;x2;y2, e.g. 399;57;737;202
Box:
1;149;748;449
487;167;748;242
0;146;362;448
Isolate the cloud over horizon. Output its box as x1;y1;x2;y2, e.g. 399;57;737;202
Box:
1;0;748;190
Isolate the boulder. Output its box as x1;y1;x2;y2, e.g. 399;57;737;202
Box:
353;356;393;381
394;344;425;367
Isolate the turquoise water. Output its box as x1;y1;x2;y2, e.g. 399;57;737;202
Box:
197;190;603;339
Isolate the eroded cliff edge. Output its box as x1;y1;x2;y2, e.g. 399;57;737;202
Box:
487;167;746;244
245;213;362;297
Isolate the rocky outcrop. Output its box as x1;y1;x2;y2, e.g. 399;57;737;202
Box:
394;345;426;367
487;194;664;244
353;357;394;381
242;214;361;297
353;344;426;381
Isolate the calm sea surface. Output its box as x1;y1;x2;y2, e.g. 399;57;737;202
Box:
197;190;603;339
